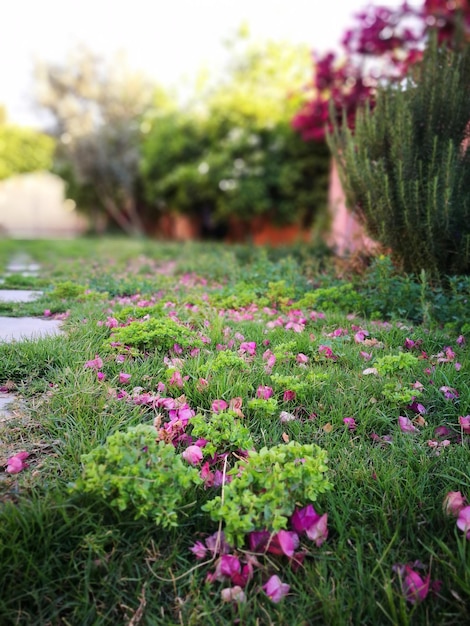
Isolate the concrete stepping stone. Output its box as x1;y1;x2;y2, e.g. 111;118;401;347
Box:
0;289;43;303
0;317;63;342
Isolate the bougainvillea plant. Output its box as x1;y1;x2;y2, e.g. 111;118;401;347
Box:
292;0;470;141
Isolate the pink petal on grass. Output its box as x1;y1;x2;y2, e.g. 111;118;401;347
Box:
119;372;131;384
84;355;103;370
443;491;466;517
456;506;470;539
459;416;470;434
305;513;328;546
263;575;290;603
398;416;418;433
6;451;30;474
256;385;273;399
402;566;430;605
343;417;357;431
212;399;228;413
182;445;203;465
221;586;246;603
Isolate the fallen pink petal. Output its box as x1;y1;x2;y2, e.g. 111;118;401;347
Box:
182;445;203;465
402;565;431;605
456;506;470;539
263;574;290;603
443;491;466;517
6;451;30;474
398;416;418;433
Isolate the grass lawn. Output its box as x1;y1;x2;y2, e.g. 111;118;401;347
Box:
0;238;469;625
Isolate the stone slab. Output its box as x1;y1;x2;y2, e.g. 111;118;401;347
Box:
0;317;62;342
0;289;43;303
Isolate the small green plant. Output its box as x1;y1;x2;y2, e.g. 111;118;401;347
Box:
202;350;247;374
247;397;279;417
375;352;419;375
189;411;254;458
50;281;87;299
202;442;332;545
107;317;202;353
382;382;421;405
295;283;365;313
73;425;202;527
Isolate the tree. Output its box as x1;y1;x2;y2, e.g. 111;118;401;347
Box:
35;48;158;235
0;110;55;181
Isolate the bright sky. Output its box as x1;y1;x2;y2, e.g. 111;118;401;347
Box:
1;0;409;128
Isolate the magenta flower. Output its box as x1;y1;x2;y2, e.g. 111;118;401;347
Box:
439;386;459;400
343;417;357;431
84;355;103;370
354;330;369;343
271;530;299;557
459;416;470;434
189;541;207;559
263;575;290;603
6;451;30;474
305;513;328;546
119;372;131;384
456;334;465;346
283;390;296;402
402;565;431;604
219;554;242;578
443;491;466;517
457;506;470;539
256;385;273;399
296;352;309;364
182;445;203;465
239;341;256;356
318;345;336;359
398;416;418;433
290;504;319;533
97;372;106;381
212;399;228;413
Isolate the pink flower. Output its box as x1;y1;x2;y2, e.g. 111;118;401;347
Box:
221;586;246;603
402;565;430;605
443;491;466;517
97;372;106;381
168;370;184;388
218;554;241;578
457;506;470;539
283;390;296;402
84;355;103;370
189;541;207;559
6;451;30;474
296;352;309;364
354;330;369;343
256;385;273;399
271;530;299;557
229;396;244;418
212;399;228;413
318;345;335;359
43;309;51;317
440;386;459;400
197;377;209;391
305;513;328;546
343;417;357;431
182;445;203;465
456;334;465;346
360;351;373;361
263;575;290;603
239;341;256;356
398;416;418;433
459;416;470;434
119;372;131;384
280;411;296;422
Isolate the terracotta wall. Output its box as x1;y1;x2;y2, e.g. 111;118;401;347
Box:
327;160;378;256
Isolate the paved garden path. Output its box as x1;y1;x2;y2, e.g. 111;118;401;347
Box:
0;254;63;420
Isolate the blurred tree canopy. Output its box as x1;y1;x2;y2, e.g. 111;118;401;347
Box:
35;48;167;235
0;109;55;181
140;31;330;232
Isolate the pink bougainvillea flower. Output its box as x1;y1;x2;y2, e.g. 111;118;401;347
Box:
456;334;465;346
119;372;131;384
196;377;209;392
318;345;336;359
283;390;296;402
218;554;241;578
270;530;299;557
457;506;470;539
296;352;309;365
362;367;378;375
459;416;470;434
360;351;373;361
354;330;369;343
84;355;103;370
256;385;273;399
401;565;431;605
239;341;256;356
168;370;184;388
305;513;328;546
6;451;30;474
43;309;51;317
221;586;246;603
343;417;357;430
182;445;203;465
212;399;228;413
407;400;426;414
189;541;207;559
434;425;450;438
263;575;290;603
443;491;466;517
398;416;418;433
440;386;459;400
248;530;271;553
96;371;106;381
229;396;244;418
